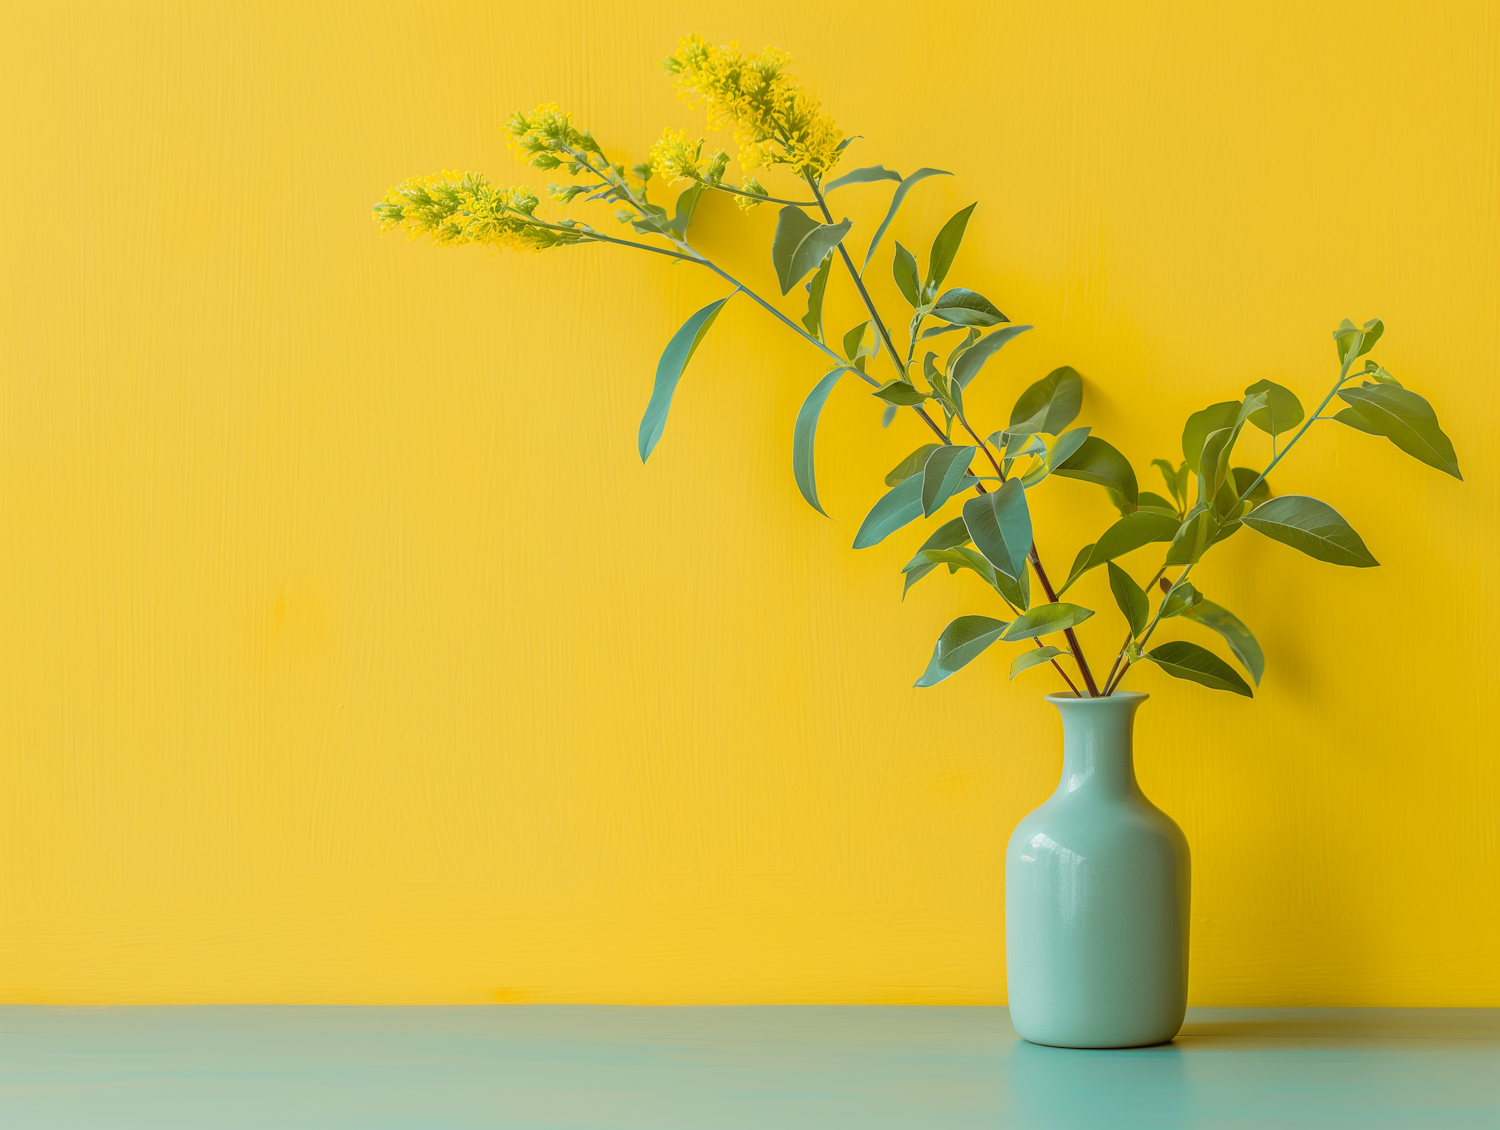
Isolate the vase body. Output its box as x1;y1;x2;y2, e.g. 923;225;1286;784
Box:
1005;691;1189;1048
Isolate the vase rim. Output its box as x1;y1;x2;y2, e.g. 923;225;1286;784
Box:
1044;691;1149;705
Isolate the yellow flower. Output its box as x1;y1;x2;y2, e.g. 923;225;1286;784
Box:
649;129;704;183
372;172;581;252
662;34;842;176
507;103;592;169
734;176;768;211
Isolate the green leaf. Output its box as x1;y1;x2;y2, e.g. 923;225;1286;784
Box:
666;182;706;239
915;615;1008;687
862;168;951;272
1008;366;1084;437
1011;646;1067;680
801;253;833;340
873;380;927;406
1068;511;1178;584
1243;379;1304;437
1000;602;1094;643
919;323;969;341
639;295;732;461
1336;385;1461;479
886;444;942;486
792;367;845;516
881;406;897;428
1242;495;1379;567
1230;467;1271;507
1107;563;1149;637
1333;317;1384;367
921;445;978;516
962;478;1032;581
824;164;903;192
1020;427;1092;488
1164;509;1215;566
1333;405;1381;435
1362;360;1401;385
902;515;973;572
1183;599;1264;685
1137;491;1178;516
1053;436;1140;512
994;566;1031;611
922;546;999;591
1062;543;1095;592
902;561;939;598
853;474;927;549
1182;401;1239;472
1145;640;1253;697
1195;393;1265;502
925;203;976;296
1152;459;1184;507
949;325;1034;390
1158;580;1202;620
772;207;852;295
843;320;877;364
930;288;1007;327
892;243;922;308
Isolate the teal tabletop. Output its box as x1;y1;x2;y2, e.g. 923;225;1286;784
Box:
2;1006;1496;1128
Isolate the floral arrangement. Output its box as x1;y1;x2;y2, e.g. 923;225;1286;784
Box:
375;35;1461;698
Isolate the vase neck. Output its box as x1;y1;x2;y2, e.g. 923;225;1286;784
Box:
1047;692;1148;799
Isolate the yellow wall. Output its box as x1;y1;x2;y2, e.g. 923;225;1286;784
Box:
2;0;1496;1006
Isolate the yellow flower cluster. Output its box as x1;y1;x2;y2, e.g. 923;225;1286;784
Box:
507;103;593;170
649;129;703;183
663;34;842;176
734;176;768;212
373;172;581;252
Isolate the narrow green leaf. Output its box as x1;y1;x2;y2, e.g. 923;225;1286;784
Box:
1146;640;1253;697
902;561;939;598
915;615;1009;686
925;203;976;296
873;380;927;406
843;320;876;363
639;295;732;461
892;243;922;308
921;445;978;516
862;168;951;272
919;323;969;341
1183;600;1264;685
1137;491;1178;516
1242;495;1379;567
792;367;844;516
853;473;926;549
772;207;852;295
824;164;903;192
929;288;1006;327
1011;646;1067;680
886;444;942;487
1000;602;1094;643
1336;385;1461;479
881;405;897;427
1107;563;1149;637
1158;580;1202;619
949;324;1034;390
1054;436;1140;512
1244;379;1304;437
801;253;832;340
962;478;1032;581
922;547;999;592
1008;367;1084;437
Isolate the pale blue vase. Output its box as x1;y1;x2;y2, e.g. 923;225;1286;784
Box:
1005;691;1190;1048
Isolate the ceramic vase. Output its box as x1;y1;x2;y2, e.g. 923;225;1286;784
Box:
1005;691;1190;1048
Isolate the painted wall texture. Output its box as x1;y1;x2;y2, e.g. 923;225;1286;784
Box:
1;0;1496;1006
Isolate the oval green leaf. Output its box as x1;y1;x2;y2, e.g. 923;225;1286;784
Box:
1241;495;1379;568
892;243;922;308
962;478;1032;581
1244;379;1304;437
1336;384;1461;479
915;615;1009;687
925;203;976;296
1145;639;1253;697
886;444;942;487
930;287;1007;327
1107;562;1149;637
921;445;978;516
1011;646;1067;680
1008;367;1083;437
853;473;926;549
773;207;852;295
1182;599;1264;686
1000;602;1094;643
1053;436;1140;512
